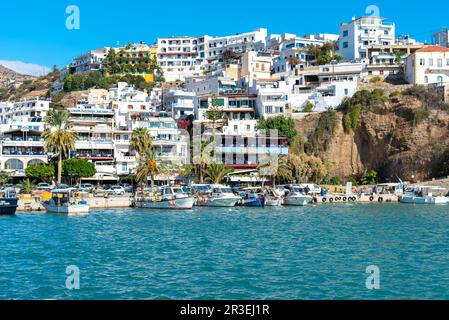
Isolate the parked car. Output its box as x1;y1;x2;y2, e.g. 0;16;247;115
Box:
121;184;133;193
106;185;126;196
79;183;95;193
36;183;52;191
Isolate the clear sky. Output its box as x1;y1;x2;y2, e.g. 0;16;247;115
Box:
0;0;448;75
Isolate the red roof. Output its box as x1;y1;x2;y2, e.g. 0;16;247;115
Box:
416;45;449;53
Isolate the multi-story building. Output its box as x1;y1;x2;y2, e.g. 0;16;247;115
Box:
163;89;195;120
405;45;449;85
288;63;363;112
0;99;50;177
157;36;202;82
114;43;157;83
240;51;274;84
339;16;395;61
69;47;110;74
185;76;243;96
433;28;449;48
157;28;269;81
195;94;257;121
251;79;289;118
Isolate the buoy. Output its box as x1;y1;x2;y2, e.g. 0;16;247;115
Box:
369;196;374;202
378;197;384;203
322;198;327;203
343;197;347;202
329;198;334;203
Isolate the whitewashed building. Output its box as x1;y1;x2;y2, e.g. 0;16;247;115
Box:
164;90;196;119
69;47;110;74
405;46;449;85
339;16;395;62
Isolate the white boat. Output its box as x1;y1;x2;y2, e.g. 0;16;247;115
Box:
283;185;314;206
264;188;283;206
43;188;89;215
399;186;449;205
137;186;195;210
194;185;241;207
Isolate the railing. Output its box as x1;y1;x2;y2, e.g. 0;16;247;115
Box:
2;151;46;156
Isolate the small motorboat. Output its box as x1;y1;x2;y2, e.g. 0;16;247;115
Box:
240;188;265;207
43;188;89;215
0;189;19;215
264;188;283;206
194;184;241;207
399;186;449;205
137;186;195;210
283;185;313;206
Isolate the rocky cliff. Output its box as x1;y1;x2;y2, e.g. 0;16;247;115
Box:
295;86;449;183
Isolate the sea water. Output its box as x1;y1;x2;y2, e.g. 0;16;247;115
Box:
1;204;449;300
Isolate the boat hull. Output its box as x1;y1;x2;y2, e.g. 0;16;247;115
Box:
44;204;90;215
139;197;195;210
265;198;282;206
0;197;18;215
283;196;313;206
196;197;240;207
243;198;265;207
400;196;449;205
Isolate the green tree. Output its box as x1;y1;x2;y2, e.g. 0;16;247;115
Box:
303;101;314;112
130;127;153;157
135;148;160;191
257;115;297;142
206;97;224;160
25;163;55;183
62;158;96;184
360;170;379;185
0;170;11;186
21;179;34;194
42;110;77;184
204;163;234;184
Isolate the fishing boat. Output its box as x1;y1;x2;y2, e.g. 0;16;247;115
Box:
240;187;265;207
42;188;89;215
137;186;195;210
194;184;241;207
399;186;449;205
283;185;314;206
0;189;19;215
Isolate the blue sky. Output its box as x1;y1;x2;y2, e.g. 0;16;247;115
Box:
0;0;448;75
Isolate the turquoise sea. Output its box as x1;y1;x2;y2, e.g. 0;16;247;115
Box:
1;204;449;300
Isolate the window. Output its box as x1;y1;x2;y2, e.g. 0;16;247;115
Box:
424;76;429;84
420;59;425;66
343;42;349;48
429;58;434;66
344;89;349;95
384;30;389;35
343;30;349;37
438;59;443;68
437;76;444;84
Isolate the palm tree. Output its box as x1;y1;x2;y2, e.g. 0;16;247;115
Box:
204;163;233;184
192;138;210;183
130;127;153;157
258;155;291;187
42;110;77;184
135;148;160;192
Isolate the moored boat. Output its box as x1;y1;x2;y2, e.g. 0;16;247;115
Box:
0;189;19;215
399;186;449;205
137;186;195;210
283;185;313;206
43;188;89;215
193;184;241;207
264;188;283;206
240;188;265;207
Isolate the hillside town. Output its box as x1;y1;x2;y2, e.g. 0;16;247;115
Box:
1;14;449;189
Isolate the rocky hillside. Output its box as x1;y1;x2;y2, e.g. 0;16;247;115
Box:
295;85;449;183
0;65;35;88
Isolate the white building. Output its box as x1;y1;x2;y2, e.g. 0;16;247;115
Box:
339;16;395;62
288;63;363;112
0;99;50;177
157;28;269;81
157;36;202;82
69;47;110;74
164;90;195;120
405;46;449;85
250;79;288;118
